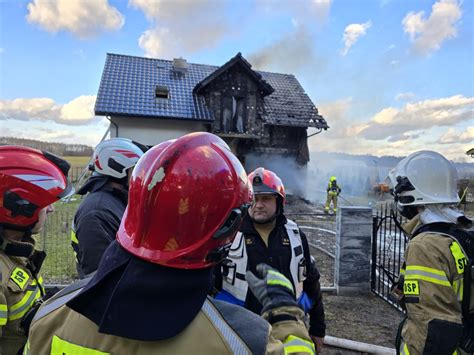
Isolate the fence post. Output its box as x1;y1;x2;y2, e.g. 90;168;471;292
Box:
370;215;378;292
335;206;373;295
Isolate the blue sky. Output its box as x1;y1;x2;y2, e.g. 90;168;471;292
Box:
0;0;473;161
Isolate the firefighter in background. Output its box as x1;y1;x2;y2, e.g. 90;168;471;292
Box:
71;138;147;278
215;167;326;353
0;146;72;354
388;150;472;354
25;132;316;355
325;176;341;214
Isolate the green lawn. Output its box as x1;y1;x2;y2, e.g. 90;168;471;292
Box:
35;197;83;284
62;156;90;167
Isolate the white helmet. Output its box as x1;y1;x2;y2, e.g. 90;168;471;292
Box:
92;138;146;179
388;150;459;207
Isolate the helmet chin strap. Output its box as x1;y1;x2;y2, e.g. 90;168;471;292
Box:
397;204;419;220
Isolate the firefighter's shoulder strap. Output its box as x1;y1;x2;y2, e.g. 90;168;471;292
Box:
31;276;92;323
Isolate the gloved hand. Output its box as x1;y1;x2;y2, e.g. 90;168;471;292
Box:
246;263;299;314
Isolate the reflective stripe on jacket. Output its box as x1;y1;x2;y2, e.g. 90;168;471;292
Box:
26;281;315;355
222;219;306;302
0;250;44;354
398;227;465;354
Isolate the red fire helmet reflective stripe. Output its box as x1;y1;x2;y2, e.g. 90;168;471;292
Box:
248;167;285;204
116;132;252;269
0;146;72;228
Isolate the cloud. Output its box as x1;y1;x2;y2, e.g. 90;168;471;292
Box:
402;0;462;55
395;92;416;101
1;120;107;147
439;127;474;144
26;0;124;39
341;21;371;56
130;0;231;58
356;95;474;140
0;95;97;125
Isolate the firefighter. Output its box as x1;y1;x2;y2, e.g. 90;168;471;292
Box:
388;150;472;354
71;138;147;278
324;176;341;214
215;167;326;353
25;132;316;355
0;146;72;354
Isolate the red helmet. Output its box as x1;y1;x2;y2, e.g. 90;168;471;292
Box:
248;167;285;205
0;146;73;229
117;132;252;269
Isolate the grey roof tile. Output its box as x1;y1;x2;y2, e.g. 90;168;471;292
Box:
95;53;328;129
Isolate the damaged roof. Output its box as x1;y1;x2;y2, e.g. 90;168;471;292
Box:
95;53;328;129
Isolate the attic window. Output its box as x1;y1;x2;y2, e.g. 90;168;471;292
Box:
155;85;170;99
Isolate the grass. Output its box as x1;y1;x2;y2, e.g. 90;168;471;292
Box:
62;156;90;167
35;197;83;284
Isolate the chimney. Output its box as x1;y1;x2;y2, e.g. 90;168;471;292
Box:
173;57;188;74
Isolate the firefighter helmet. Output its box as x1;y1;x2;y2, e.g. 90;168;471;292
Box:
91;138;147;179
388;150;459;208
117;132;252;269
248;167;286;204
0;146;73;229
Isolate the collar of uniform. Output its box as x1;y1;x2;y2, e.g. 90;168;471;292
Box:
77;177;128;204
402;214;422;238
67;241;213;341
77;176;110;195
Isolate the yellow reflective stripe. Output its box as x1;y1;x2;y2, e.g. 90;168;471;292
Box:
0;304;7;325
399;268;406;275
71;229;79;244
450;242;467;274
405;274;451;287
51;335;110;354
9;288;41;320
23;340;30;355
267;270;294;292
283;335;315;355
453;279;464;301
405;265;447;276
405;265;451;286
401;341;410;355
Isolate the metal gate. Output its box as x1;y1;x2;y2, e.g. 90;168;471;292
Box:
371;203;407;311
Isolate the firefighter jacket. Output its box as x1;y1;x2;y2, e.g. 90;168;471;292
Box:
326;181;341;196
216;214;326;338
71;176;127;278
0;240;45;354
397;216;466;354
25;242;316;355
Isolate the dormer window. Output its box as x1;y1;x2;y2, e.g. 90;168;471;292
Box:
155;85;170;99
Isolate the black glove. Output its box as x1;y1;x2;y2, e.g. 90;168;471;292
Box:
246;263;299;314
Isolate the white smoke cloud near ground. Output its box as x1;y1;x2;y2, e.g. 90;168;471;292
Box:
130;0;231;58
341;21;372;56
0;95;97;125
26;0;124;39
402;0;462;55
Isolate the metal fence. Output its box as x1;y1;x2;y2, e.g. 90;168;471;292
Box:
36;210;79;285
286;212;337;258
371;203;407;311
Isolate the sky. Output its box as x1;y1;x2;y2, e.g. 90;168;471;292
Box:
0;0;473;162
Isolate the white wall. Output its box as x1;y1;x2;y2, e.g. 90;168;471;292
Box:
110;116;209;146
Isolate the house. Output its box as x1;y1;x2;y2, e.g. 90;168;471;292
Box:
94;52;328;166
